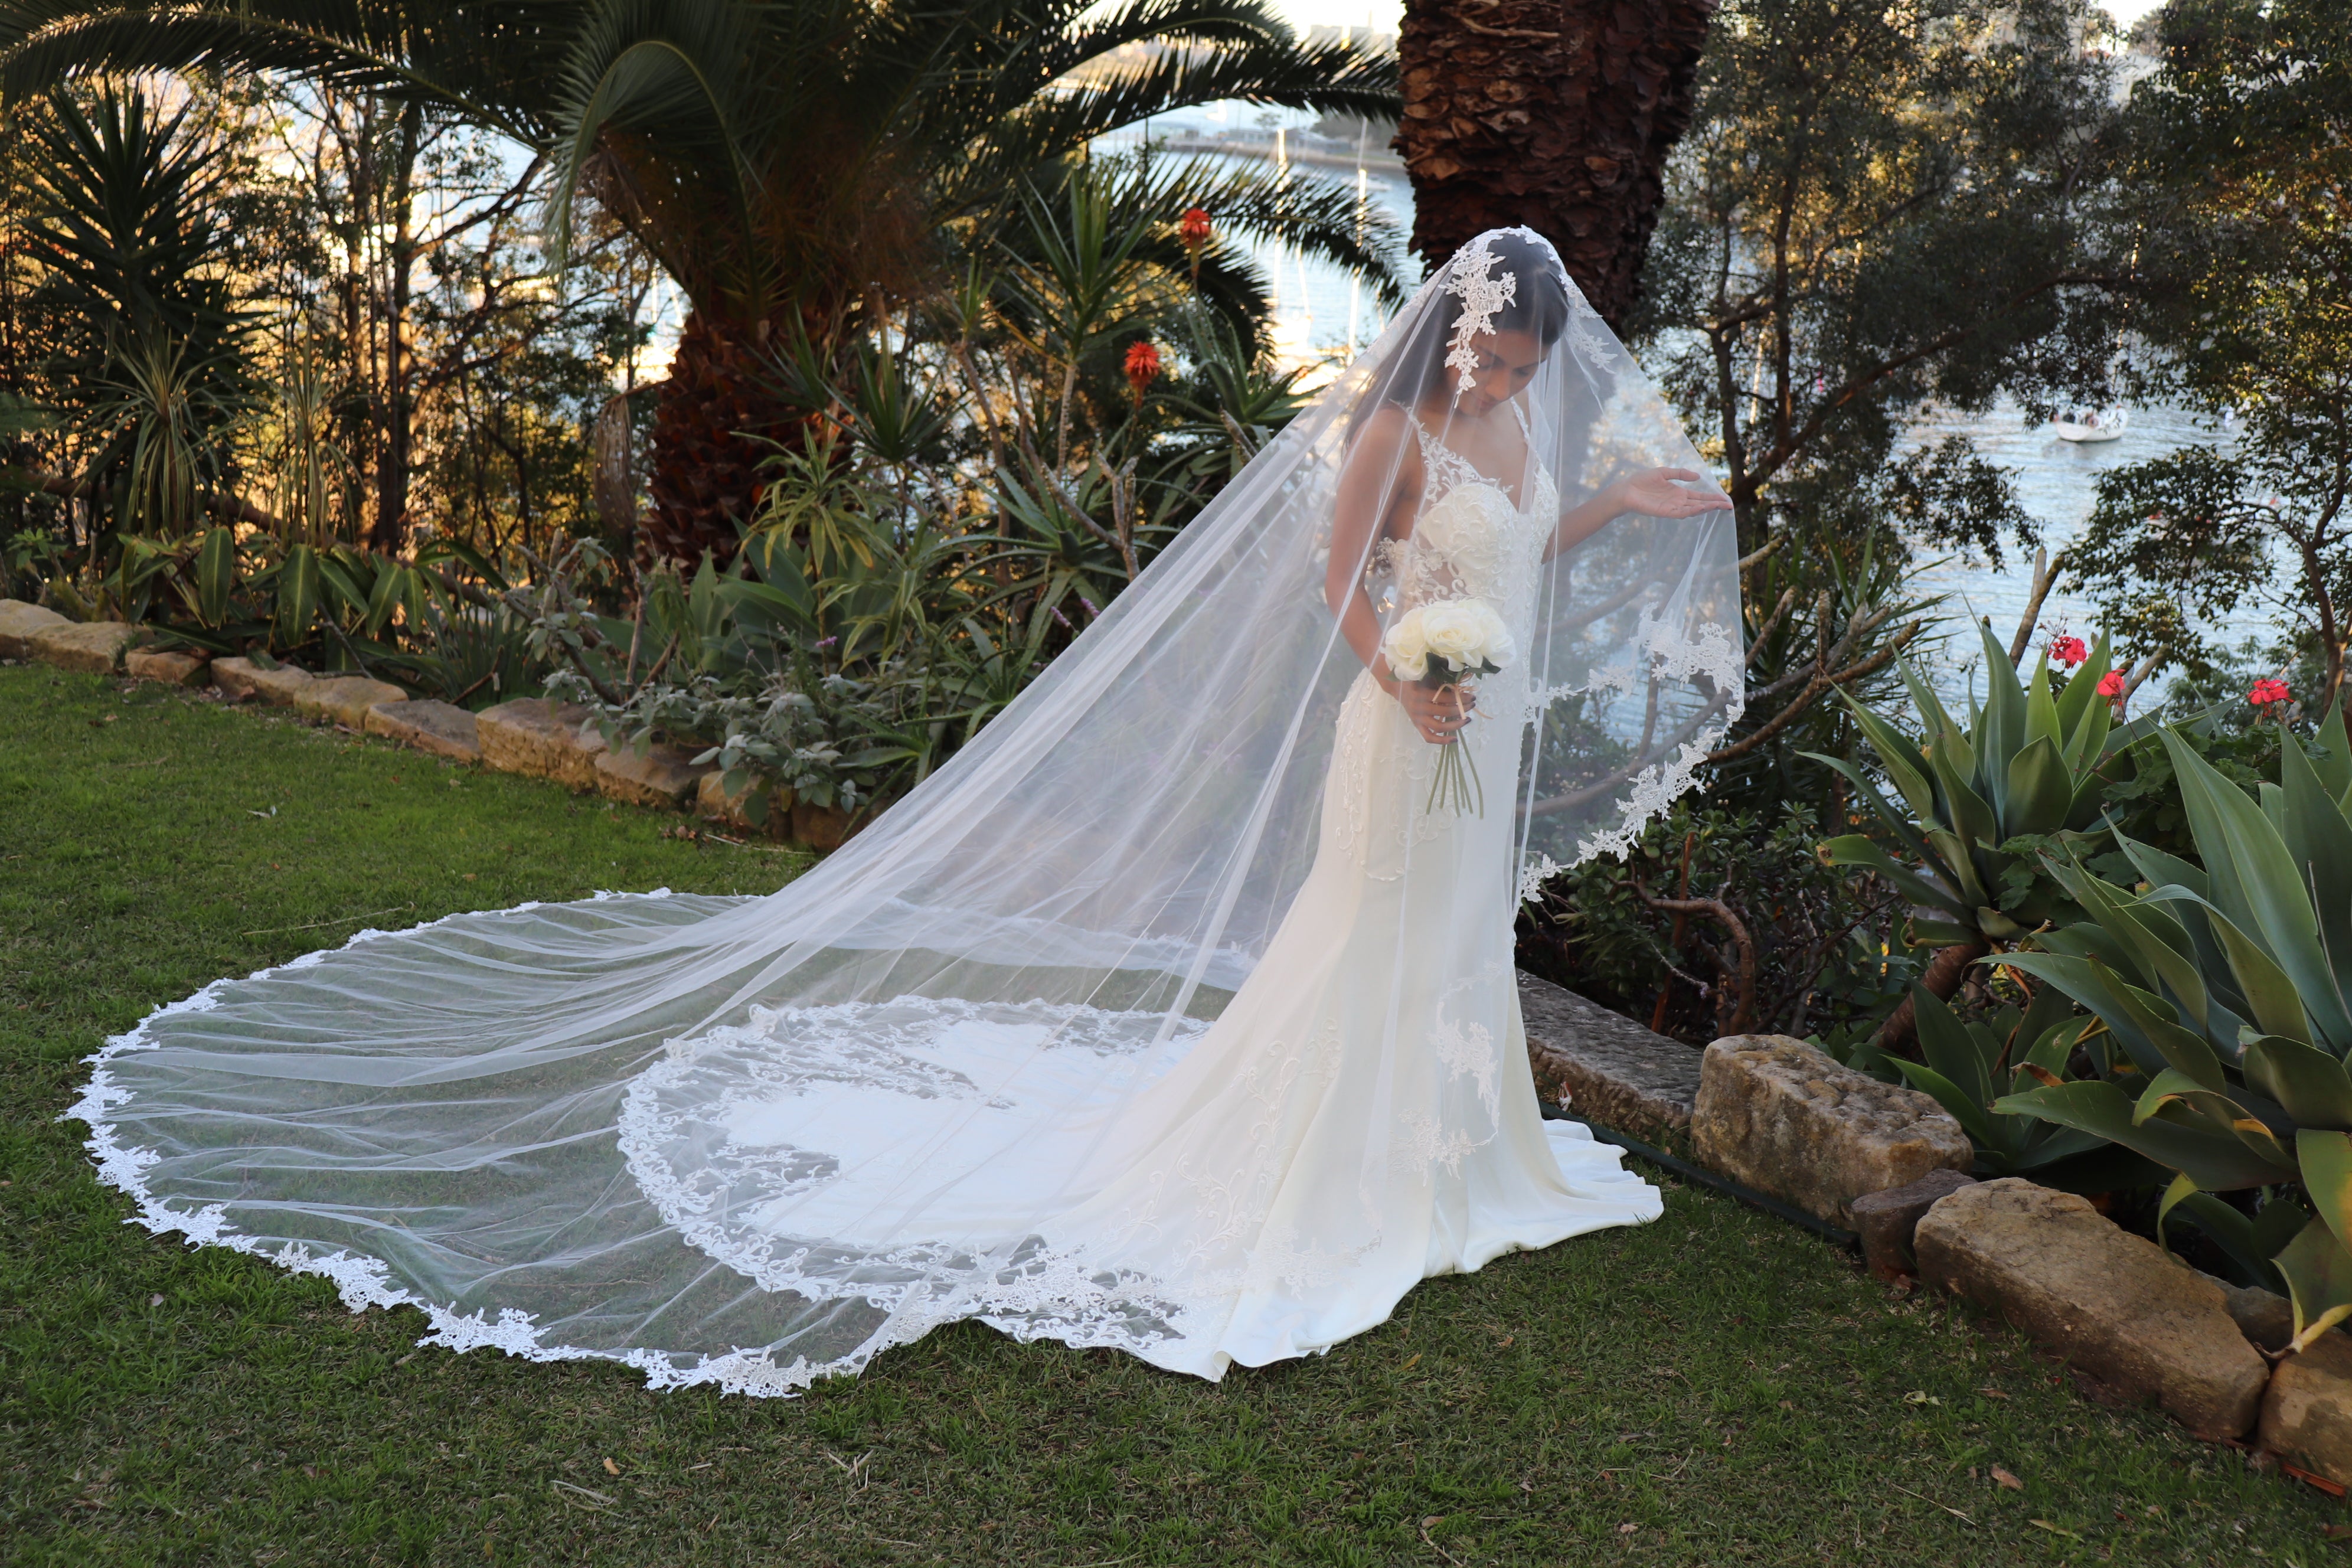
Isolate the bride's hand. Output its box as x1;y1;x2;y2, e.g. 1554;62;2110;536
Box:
1393;679;1475;744
1614;468;1734;518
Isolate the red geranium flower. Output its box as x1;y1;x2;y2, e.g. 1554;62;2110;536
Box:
1125;339;1162;401
2096;671;2125;698
2050;635;2088;667
2250;678;2292;707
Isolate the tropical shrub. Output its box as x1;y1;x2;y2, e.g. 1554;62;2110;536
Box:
1994;718;2352;1349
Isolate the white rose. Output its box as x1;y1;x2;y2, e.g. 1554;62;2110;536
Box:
1381;611;1430;681
1419;602;1482;664
1465;602;1515;667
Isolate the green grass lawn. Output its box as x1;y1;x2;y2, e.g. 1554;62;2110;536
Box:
0;660;2338;1566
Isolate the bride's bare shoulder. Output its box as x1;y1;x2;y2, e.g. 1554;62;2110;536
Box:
1341;404;1420;484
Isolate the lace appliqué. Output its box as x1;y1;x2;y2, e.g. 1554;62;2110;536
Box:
1443;232;1518;396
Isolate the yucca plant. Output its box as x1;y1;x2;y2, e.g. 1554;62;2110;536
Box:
1994;718;2352;1350
1809;622;2147;1051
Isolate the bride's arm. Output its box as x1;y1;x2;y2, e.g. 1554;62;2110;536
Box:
1326;410;1468;745
1546;468;1734;560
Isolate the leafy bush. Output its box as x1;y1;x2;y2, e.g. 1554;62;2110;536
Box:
1993;717;2352;1348
1517;801;1917;1048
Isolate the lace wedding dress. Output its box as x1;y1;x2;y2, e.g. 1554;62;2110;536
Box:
73;230;1743;1393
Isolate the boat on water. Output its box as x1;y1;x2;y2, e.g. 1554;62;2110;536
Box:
2054;406;2129;443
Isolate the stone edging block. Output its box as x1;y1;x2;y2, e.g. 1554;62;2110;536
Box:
364;700;480;762
1917;1178;2266;1440
1690;1034;1971;1227
29;620;141;673
1515;972;1700;1136
596;741;713;809
212;657;317;705
126;648;210;687
0;599;70;658
293;676;409;729
478;697;607;789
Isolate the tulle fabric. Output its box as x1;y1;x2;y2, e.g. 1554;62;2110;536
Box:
71;228;1742;1392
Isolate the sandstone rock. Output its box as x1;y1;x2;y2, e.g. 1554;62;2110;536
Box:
293;675;408;729
212;656;316;705
125;647;210;687
792;797;865;851
29;619;139;672
1851;1168;1979;1281
363;700;480;762
476;697;607;788
0;599;69;658
1917;1178;2267;1440
1518;974;1702;1135
695;767;794;836
1690;1035;1972;1226
2217;1280;2295;1355
596;740;713;809
2260;1329;2352;1485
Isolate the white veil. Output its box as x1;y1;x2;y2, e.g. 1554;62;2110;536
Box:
73;228;1743;1393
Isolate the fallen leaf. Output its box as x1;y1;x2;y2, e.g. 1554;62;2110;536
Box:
2322;1523;2352;1540
1617;1522;1638;1534
1902;1391;1940;1406
603;1458;621;1477
1421;1515;1442;1529
1399;1353;1421;1372
2027;1520;2079;1540
1991;1466;2024;1491
1977;1387;2009;1400
147;1293;164;1307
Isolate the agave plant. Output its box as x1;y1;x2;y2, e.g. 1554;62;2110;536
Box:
1888;983;2163;1190
1809;622;2145;1050
1994;718;2352;1350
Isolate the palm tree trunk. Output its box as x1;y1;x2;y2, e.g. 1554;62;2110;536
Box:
643;314;795;568
1396;0;1716;329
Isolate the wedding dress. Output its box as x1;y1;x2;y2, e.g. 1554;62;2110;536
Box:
73;230;1745;1392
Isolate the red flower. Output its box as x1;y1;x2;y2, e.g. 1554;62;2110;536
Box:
2096;671;2125;698
2250;678;2292;707
1179;207;1211;285
2050;635;2088;667
1124;339;1162;401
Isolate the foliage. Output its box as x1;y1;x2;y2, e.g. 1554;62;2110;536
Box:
2067;0;2352;706
1814;623;2151;1050
1892;985;2164;1193
1632;0;2125;558
21;84;256;544
526;213;1315;816
1992;719;2352;1350
0;0;1406;559
1517;799;1916;1049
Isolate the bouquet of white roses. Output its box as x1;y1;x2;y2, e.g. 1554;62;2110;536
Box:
1380;599;1515;817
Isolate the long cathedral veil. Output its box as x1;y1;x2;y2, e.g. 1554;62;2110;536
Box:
73;228;1743;1393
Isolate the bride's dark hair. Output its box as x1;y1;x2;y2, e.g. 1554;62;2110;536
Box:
1350;230;1573;437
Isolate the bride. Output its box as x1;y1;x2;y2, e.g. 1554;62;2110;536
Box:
74;228;1744;1393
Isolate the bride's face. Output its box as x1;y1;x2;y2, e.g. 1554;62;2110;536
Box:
1456;328;1544;417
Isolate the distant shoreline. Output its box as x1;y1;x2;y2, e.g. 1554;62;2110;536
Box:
1107;130;1410;179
